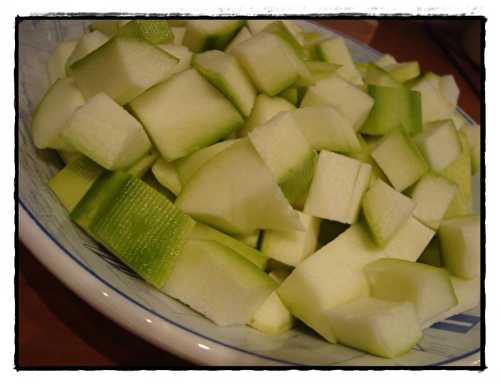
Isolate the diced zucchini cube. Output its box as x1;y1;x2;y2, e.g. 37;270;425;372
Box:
315;37;363;86
239;94;296;136
327;297;422;358
71;36;179;105
362;179;415;246
364;258;458;324
63;93;151;170
412;75;455;123
193;50;256;117
162;240;277;326
439;215;480;279
410;173;457;229
129;69;243;161
233;32;301;96
361;85;422;136
249;112;317;202
290;105;361;153
415;120;462;172
32;78;85;151
304;151;372;224
371;130;428;191
383;217;435;262
261;210;321;267
301;75;374;131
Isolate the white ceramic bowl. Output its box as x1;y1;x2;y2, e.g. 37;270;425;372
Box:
18;19;482;366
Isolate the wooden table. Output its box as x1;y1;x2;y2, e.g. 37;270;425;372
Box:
18;19;481;368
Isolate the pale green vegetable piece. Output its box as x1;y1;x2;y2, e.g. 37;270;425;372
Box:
63;93;151;170
233;32;300;96
238;94;296;136
439;215;480;279
327;297;422;358
71;36;179;105
439;75;460;106
176;139;303;235
175;139;239;185
415;120;462;172
290;105;361;153
362;179;416;246
193;50;256;117
162;240;277;326
157;44;193;77
371;130;428;191
304;151;371;224
129;69;243;161
383;217;435;262
316;37;363;86
410;173;457;229
32;78;84;151
301;75;374;131
261;210;320;267
248;112;317;202
412;75;455;123
364;258;458;324
422;276;480;328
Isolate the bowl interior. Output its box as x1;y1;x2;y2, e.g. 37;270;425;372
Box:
18;19;481;366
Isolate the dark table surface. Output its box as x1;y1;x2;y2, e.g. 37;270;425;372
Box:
18;19;482;368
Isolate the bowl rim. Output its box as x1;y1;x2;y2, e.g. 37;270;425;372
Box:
18;20;481;366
